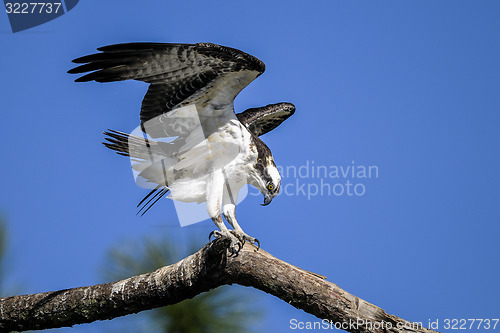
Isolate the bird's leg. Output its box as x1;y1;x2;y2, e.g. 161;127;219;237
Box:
222;186;260;249
223;203;260;249
206;169;241;255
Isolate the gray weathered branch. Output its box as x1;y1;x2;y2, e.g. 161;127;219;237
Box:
0;239;438;332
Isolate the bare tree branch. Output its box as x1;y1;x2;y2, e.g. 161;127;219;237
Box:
0;239;438;332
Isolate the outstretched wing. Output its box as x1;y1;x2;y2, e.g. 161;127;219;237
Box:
68;42;265;124
236;102;295;136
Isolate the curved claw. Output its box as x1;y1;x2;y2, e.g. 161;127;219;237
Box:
254;238;260;251
208;231;215;241
229;245;240;257
230;242;242;257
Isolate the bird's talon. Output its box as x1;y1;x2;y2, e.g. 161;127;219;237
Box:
229;230;260;250
209;230;244;255
209;230;224;241
228;243;241;257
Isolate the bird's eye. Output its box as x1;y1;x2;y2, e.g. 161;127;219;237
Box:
267;183;274;191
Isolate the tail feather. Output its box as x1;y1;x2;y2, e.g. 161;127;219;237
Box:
137;186;170;216
103;129;170;215
102;129;163;160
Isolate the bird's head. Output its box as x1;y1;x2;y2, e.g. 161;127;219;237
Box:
249;141;281;206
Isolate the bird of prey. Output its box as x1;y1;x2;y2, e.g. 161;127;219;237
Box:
68;42;294;253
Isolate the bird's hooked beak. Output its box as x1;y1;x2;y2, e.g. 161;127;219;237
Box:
261;194;273;206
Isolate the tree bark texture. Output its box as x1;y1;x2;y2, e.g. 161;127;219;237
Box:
0;239;439;332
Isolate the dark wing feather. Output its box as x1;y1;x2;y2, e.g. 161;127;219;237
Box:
139;71;218;122
69;42;265;123
236;102;295;136
102;129;164;159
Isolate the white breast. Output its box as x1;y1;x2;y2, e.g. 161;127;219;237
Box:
138;103;257;204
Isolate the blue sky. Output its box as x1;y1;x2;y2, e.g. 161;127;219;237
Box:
1;1;499;332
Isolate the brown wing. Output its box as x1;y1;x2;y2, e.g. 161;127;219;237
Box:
237;102;295;136
68;42;265;123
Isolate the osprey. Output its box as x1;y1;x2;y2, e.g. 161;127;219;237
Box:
69;42;295;253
